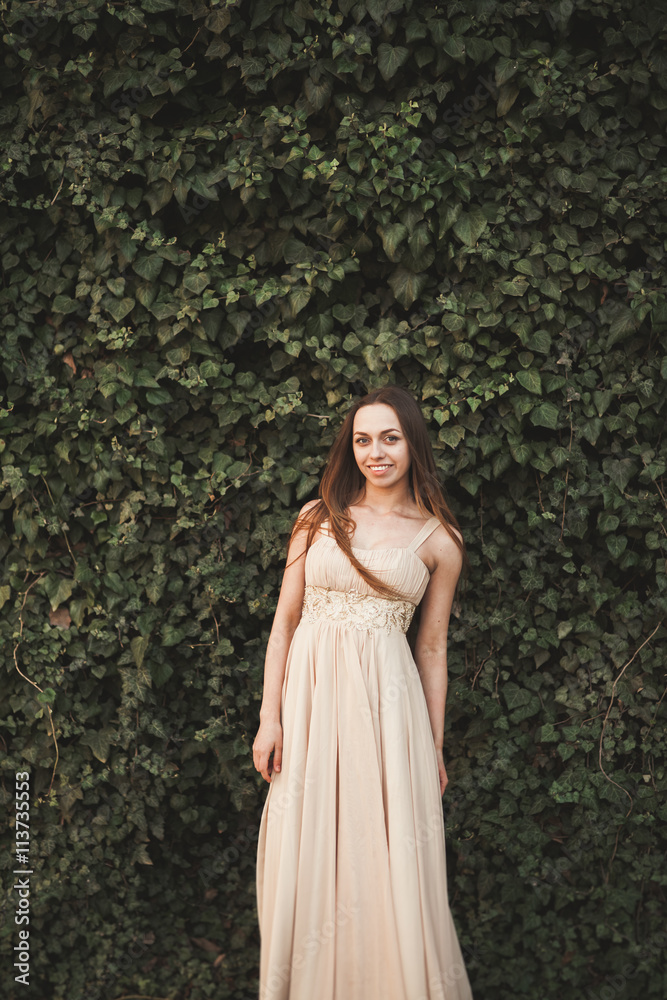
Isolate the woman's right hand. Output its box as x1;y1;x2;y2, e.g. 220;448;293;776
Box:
253;719;283;783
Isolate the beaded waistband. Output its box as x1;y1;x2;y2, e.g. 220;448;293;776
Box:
300;584;416;634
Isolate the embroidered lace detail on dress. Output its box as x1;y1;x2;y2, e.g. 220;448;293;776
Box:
300;584;416;635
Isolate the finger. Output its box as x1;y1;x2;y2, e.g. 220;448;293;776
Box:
273;746;282;773
257;752;269;779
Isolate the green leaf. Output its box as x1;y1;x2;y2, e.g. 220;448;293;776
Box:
514;257;543;278
537;723;560;743
46;577;74;612
151;660;174;687
495;56;519;86
377;43;410;81
496;83;520;117
510;442;531;466
144;180;173;215
516;369;542;395
133;255;164;281
250;0;282;29
200;360;221;379
530;401;560;429
607;304;639;347
551;446;570;468
146;388;173;405
503;681;531;710
608;147;639;172
442;313;466;332
142;0;177;12
443;35;465;62
541;275;561;301
271;351;292;372
603;458;637;492
593;390;614;416
498;276;529;297
286;287;312;317
528;330;552;354
106;297;135;322
69;599;87;627
131;635;150;669
332;303;356;323
183;274;209;295
452;209;488;247
136;283;158;308
304;76;332;112
52;295;79;315
557;620;573;640
307;312;334;339
439;426;466;449
283;238;312;264
80;727;114;763
598;512;620;534
578;104;599;130
606;534;628;558
377;223;408;261
460;473;482;495
466;37;495;63
388;267;428;308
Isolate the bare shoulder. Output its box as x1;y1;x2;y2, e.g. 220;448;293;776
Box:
282;499;323;582
429;521;464;575
290;498;325;546
294;498;323;531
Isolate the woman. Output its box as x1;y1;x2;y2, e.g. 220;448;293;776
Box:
253;385;474;1000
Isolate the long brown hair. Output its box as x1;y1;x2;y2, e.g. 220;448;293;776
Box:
286;386;468;605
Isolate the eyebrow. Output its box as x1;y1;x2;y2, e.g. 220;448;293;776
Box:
353;428;401;435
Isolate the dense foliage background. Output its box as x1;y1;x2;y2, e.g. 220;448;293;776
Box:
1;0;666;998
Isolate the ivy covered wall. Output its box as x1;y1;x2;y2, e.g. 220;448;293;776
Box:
1;1;666;998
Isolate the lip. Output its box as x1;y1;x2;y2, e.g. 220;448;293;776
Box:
368;465;392;474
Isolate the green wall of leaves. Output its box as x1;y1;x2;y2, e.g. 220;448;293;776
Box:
1;0;666;998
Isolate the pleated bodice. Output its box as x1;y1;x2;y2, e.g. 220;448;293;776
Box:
300;516;438;635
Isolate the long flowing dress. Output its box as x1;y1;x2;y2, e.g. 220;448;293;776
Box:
256;516;474;1000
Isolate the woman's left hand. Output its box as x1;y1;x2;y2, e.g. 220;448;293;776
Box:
435;747;448;797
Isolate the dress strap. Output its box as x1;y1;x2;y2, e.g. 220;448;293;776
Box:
407;516;441;552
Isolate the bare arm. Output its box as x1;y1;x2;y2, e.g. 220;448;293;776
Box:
253;499;319;781
413;526;463;752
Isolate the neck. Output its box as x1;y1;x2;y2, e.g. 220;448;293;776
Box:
349;483;415;515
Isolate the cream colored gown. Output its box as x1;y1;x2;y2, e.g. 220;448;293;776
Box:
256;516;474;1000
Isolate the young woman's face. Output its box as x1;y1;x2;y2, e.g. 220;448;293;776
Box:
351;403;411;487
